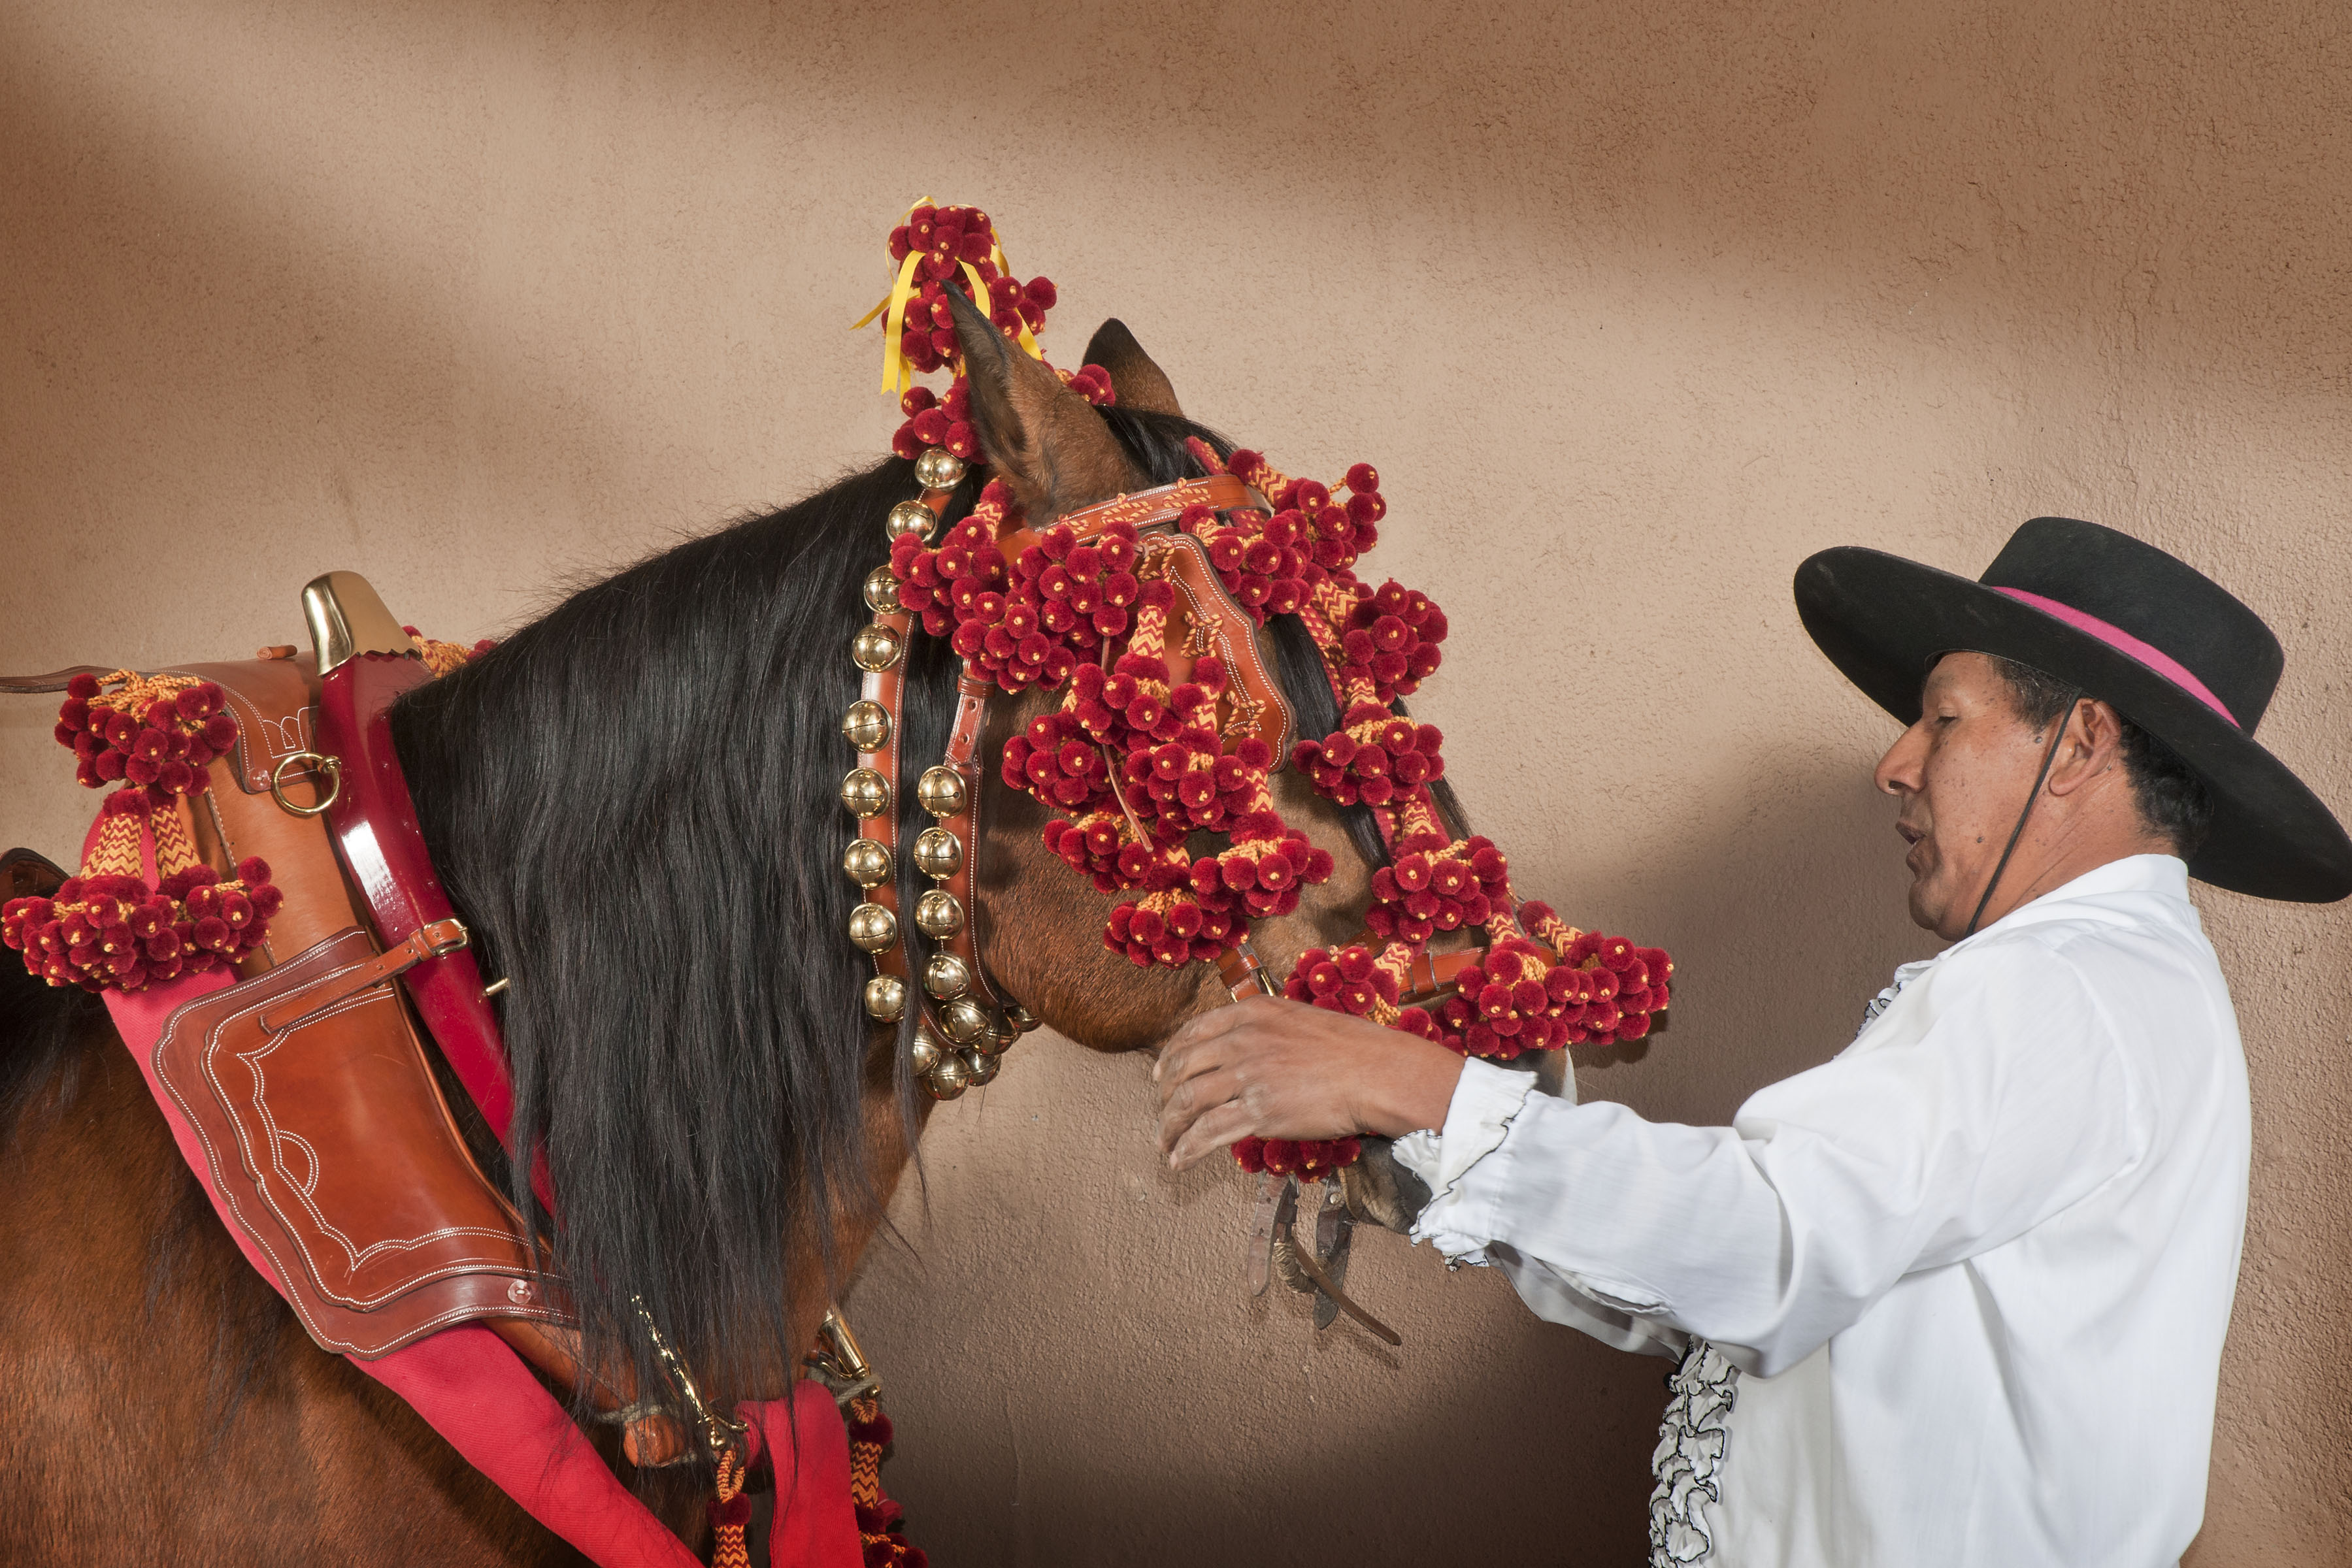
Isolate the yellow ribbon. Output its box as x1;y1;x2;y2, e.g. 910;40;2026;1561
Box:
850;203;1044;399
874;248;923;397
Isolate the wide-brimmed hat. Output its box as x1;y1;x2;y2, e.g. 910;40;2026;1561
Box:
1793;517;2352;903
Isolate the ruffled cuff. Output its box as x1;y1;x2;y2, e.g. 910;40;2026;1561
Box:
1390;1058;1536;1265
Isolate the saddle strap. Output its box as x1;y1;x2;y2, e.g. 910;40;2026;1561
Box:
0;664;114;693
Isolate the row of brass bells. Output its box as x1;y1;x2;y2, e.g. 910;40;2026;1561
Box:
907;719;1001;1096
912;765;968;939
846;455;996;1102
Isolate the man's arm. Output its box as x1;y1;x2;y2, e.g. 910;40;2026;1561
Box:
1158;936;2142;1374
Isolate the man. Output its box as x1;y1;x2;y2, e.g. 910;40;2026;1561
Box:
1155;519;2352;1567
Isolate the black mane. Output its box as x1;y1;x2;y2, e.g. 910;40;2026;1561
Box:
385;408;1457;1450
392;457;969;1426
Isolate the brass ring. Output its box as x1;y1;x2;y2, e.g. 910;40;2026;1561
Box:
270;751;342;817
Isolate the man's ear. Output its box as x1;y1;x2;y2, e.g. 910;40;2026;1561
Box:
1082;319;1184;417
948;289;1134;521
2046;696;2121;797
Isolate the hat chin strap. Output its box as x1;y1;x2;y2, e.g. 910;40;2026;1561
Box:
1964;689;2081;939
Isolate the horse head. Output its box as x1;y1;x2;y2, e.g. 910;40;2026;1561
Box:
382;302;1453;1446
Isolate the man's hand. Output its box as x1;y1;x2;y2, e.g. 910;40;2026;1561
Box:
1153;995;1467;1171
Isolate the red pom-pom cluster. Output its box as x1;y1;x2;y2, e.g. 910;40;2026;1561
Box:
891;382;977;464
1224;451;1385;578
1232;1134;1363;1181
1284;943;1400;1017
891;486;1150;693
1428;928;1670;1058
1365;832;1506;945
1293;702;1449;810
1331;579;1446;700
1001;711;1118;817
1061;363;1116;406
3;839;281;994
54;673;236;806
885;204;1055;378
1193;501;1311;622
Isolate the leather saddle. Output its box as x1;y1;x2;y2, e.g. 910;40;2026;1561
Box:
3;609;603;1400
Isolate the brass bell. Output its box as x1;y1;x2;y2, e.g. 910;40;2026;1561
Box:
914;448;966;491
842;838;892;888
886;500;937;542
863;974;907;1022
991;1013;1025;1049
914;889;965;939
910;826;963;880
915;766;967;818
925;1052;971;1100
840;768;890;819
841;700;892;753
959;1046;1001;1086
939;996;991;1045
1003;1003;1040;1033
908;1032;944;1077
863;564;903;615
923;952;972;1000
847;902;899;954
850;623;904;673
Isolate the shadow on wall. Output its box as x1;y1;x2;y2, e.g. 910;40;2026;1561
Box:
846;733;1944;1566
1578;734;1941;1127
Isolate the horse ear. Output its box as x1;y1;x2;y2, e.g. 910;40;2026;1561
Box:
947;289;1132;519
1082;319;1183;417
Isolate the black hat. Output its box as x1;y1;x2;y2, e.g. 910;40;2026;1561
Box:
1794;518;2352;903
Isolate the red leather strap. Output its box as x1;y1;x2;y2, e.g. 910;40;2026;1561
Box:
1136;529;1294;761
1216;938;1280;1002
999;474;1267;556
1399;947;1483;1003
316;651;520;1149
936;671;1001;1012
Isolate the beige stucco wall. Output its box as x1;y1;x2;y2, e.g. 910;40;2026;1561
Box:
5;1;2348;1561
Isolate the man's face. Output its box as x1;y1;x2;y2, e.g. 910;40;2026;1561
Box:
1873;651;2056;939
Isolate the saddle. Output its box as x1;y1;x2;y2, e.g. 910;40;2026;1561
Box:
4;581;621;1426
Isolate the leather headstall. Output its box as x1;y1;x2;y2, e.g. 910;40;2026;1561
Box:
869;474;1291;1073
1043;474;1293;762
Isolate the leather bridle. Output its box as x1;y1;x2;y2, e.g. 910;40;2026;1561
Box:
845;465;1295;1097
850;463;1530;1097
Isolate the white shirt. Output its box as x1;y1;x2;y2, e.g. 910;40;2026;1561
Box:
1393;855;2248;1567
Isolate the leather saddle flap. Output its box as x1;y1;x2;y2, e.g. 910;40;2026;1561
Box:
167;657;321;794
152;925;568;1358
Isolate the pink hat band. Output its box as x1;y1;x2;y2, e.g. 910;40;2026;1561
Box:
1992;587;2241;729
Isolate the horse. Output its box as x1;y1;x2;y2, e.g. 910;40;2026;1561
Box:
0;307;1467;1565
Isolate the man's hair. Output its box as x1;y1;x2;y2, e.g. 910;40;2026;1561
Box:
1987;655;2215;857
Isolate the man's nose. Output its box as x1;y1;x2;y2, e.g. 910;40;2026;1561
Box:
1875;725;1926;796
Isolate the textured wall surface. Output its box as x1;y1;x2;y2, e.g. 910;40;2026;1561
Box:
5;1;2349;1562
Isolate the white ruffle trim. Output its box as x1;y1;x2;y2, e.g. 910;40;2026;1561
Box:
1649;1337;1740;1565
1390;1059;1536;1265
